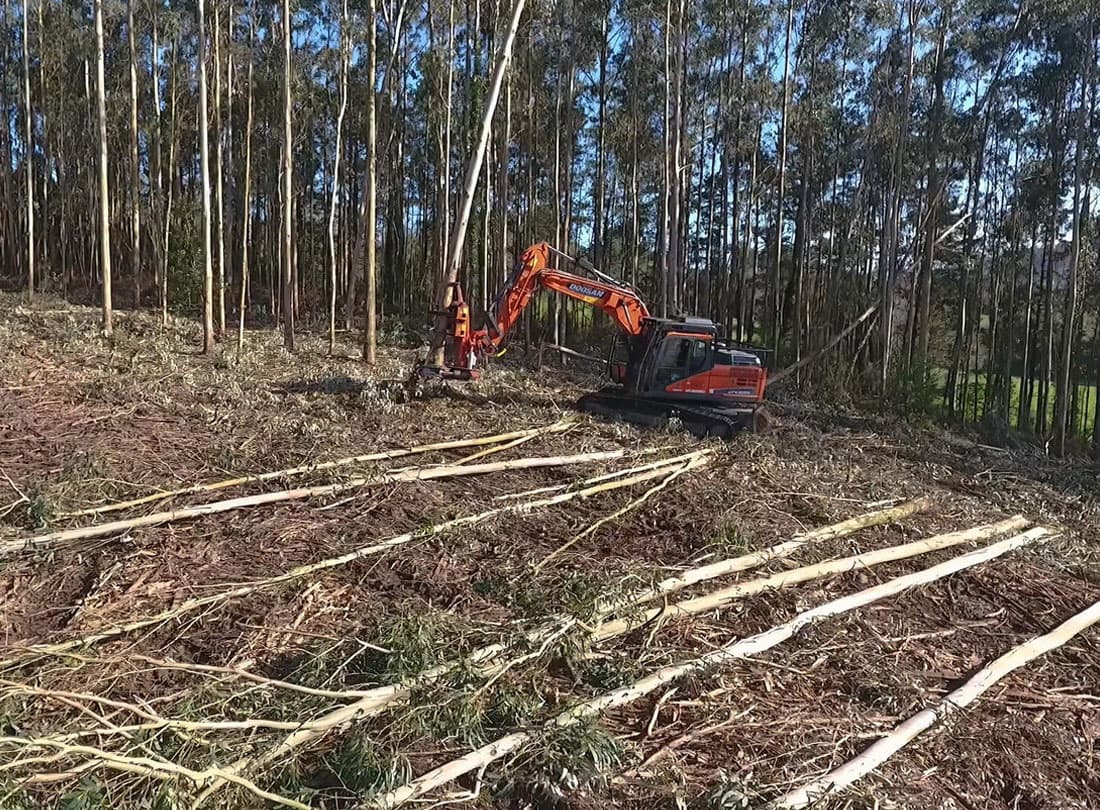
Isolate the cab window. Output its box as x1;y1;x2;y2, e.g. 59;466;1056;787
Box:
654;336;710;386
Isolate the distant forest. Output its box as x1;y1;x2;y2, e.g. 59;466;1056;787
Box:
1;0;1097;455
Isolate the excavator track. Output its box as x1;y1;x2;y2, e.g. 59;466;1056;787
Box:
576;389;759;439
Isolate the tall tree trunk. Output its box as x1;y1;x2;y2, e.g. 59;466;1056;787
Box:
237;5;255;354
198;0;215;353
593;5;608;274
880;3;917;393
36;0;47;286
660;0;671;317
363;0;378;363
915;20;948;375
427;0;527;368
128;0;141;309
771;0;793;355
213;1;226;332
151;10;163;318
1054;43;1091;456
21;0;34;300
163;37;180;326
161;36;180;325
1019;217;1038;431
666;0;685;313
328;0;349;355
280;0;295;350
94;0;112;336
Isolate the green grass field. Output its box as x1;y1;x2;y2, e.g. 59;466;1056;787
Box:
947;372;1097;439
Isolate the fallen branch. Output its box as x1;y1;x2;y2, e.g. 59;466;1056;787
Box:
775;591;1100;808
2;448;623;558
367;527;1053;808
492;447;684;500
534;453;711;570
186;455;713;806
0;456;682;669
449;430;549;465
592;516;1032;641
0;679;343;734
0;737;307;809
61;422;571;518
598;496;935;616
194;494;935;803
538;342;606;366
768;303;878;387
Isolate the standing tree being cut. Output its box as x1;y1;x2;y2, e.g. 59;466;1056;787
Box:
427;0;527;368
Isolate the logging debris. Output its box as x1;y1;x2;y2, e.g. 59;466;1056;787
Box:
3;298;1099;810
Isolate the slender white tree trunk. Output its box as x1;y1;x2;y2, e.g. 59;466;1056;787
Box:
772;0;793;352
237;8;256;355
281;0;295;350
21;0;34;300
327;0;349;355
162;37;180;327
128;0;141;309
94;0;112;336
363;0;378;363
197;0;215;353
152;12;164;319
213;1;226;333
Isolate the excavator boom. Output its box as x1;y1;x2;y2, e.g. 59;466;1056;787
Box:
429;242;649;376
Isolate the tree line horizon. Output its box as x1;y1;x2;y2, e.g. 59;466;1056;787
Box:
1;0;1097;456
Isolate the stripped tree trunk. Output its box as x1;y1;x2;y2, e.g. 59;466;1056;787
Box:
778;595;1100;807
363;0;378;363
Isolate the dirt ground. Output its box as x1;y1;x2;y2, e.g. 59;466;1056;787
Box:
2;293;1099;810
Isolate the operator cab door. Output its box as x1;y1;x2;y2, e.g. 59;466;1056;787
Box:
649;333;713;392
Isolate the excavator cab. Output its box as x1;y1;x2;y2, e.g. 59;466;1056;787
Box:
617;319;765;402
583;317;767;436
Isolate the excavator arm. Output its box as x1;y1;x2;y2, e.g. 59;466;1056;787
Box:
428;242;649;378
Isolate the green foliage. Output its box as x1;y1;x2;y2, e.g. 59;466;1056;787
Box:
367;613;446;681
576;651;643;692
485;685;543;730
321;734;411;796
25;489;56;529
473;571;611;622
710;523;750;556
693;780;761;809
166;199;204;317
508;720;625;806
883;356;939;421
0;781;37;810
58;778;107;810
399;666;543;746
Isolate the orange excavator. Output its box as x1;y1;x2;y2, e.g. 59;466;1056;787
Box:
420;242;769;437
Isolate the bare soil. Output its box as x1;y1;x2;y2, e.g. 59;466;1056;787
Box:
1;292;1099;810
